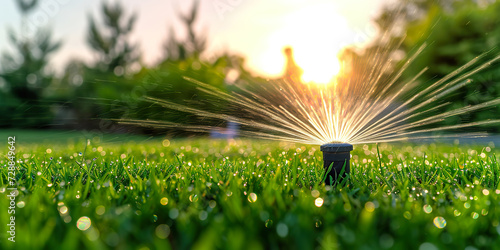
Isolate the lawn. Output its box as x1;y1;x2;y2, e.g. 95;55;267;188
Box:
1;131;500;249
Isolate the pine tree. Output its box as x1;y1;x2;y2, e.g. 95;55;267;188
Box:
0;0;61;127
162;0;206;61
87;1;139;74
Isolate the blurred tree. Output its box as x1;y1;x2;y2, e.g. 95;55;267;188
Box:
162;0;206;61
0;0;61;127
338;0;463;98
87;1;139;74
127;1;255;135
401;0;500;130
66;1;142;129
340;0;500;131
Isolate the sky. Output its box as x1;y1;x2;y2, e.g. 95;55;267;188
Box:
0;0;389;82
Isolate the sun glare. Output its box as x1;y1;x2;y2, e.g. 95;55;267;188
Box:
258;3;355;84
299;56;342;84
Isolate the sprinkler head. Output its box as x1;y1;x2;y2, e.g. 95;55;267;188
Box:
320;143;353;185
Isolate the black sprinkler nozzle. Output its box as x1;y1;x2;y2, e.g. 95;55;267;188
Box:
320;143;353;185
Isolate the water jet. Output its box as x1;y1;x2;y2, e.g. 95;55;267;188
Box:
320;143;353;185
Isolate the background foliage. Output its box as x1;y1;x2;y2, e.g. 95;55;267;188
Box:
1;0;500;134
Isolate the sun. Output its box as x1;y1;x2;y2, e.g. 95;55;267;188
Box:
298;54;342;84
254;3;356;84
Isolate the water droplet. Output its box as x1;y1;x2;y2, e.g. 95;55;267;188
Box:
471;212;479;219
419;242;438;250
16;201;25;208
153;215;158;222
365;201;375;212
248;193;257;203
404;211;412;220
63;216;72;223
265;219;273;228
454;210;461;216
95;205;105;215
276;223;289;237
315;219;322;228
160;197;169;206
76;216;91;231
433;217;446;229
199;211;208;220
423;205;433;214
155;224;170;239
59;206;68;214
47;183;53;187
464;202;471;209
209;200;217;208
311;190;320;198
78;152;83;156
169;208;179;219
189;194;198;202
315;198;324;207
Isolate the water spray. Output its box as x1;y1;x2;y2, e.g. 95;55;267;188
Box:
320;143;353;185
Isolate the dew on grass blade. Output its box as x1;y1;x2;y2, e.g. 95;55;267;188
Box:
404;211;412;220
17;201;25;208
77;216;92;231
63;216;72;223
423;205;433;214
454;210;461;216
419;242;438;250
199;211;208;220
153;215;158;222
155;224;170;239
160;197;168;205
265;219;273;228
315;219;322;228
276;223;288;237
59;206;68;214
189;194;198;202
365;201;375;212
248;193;257;203
96;205;105;215
433;217;446;229
169;208;179;219
315;198;324;207
85;227;100;241
209;200;217;208
311;190;320;198
471;212;479;219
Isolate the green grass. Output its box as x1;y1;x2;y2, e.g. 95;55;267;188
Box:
1;131;500;249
